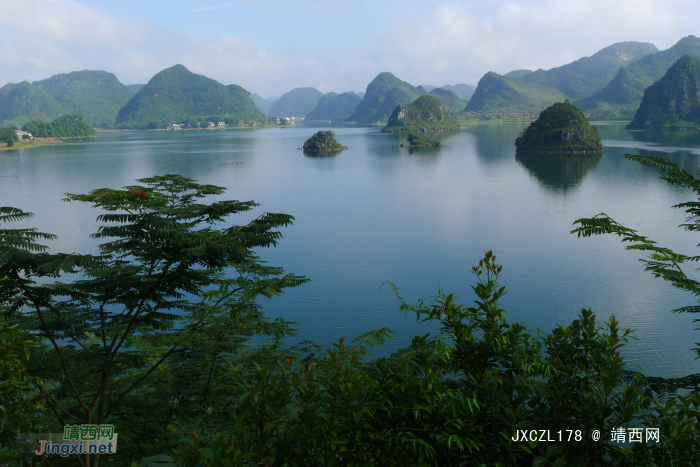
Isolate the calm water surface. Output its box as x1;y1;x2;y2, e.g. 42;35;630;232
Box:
3;124;700;378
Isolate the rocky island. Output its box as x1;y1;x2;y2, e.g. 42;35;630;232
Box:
381;95;460;133
515;100;605;154
400;133;440;147
627;55;700;130
302;130;348;152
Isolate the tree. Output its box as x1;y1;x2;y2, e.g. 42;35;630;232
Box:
572;154;700;394
0;176;308;466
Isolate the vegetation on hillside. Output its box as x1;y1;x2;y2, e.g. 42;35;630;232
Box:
577;35;700;120
0;127;19;146
519;41;658;99
33;70;134;128
427;88;469;113
115;65;270;129
382;95;459;133
628;55;700;129
22;114;96;138
347;72;427;123
503;69;533;79
302;130;346;151
464;72;568;117
305;92;362;121
515;100;604;153
0;81;65;127
268;88;324;118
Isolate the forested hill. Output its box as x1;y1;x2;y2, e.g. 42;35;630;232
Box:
628;55;700;129
576;35;700;120
0;82;66;127
465;72;567;115
518;41;658;99
347;72;427;123
268;88;324;118
305;92;362;121
33;70;134;128
114;65;269;129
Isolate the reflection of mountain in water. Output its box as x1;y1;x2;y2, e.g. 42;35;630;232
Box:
516;152;602;192
629;129;700;147
471;123;530;165
303;149;343;158
597;125;700;175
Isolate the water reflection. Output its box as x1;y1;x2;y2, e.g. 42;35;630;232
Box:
470;123;528;164
303;149;344;158
516;152;602;192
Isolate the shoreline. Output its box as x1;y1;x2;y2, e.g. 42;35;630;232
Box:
0;138;63;152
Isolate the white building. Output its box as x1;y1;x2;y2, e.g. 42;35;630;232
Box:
217;122;226;127
15;130;33;140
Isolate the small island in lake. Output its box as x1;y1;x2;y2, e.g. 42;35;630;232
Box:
381;95;460;133
401;133;440;147
515;100;604;154
627;55;700;130
302;130;348;152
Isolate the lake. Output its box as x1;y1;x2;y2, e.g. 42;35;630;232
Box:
2;123;700;379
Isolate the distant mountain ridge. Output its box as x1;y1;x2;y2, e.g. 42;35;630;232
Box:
465;72;568;115
518;41;658;99
503;70;533;79
348;72;427;123
252;93;273;115
127;84;146;93
441;84;476;101
115;64;268;129
268;88;324;118
33;70;134;128
428;88;468;113
577;35;700;120
628;55;700;129
305;92;362;121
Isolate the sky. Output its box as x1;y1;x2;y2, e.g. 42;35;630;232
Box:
1;0;698;97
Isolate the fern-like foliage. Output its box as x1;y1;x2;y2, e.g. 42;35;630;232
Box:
572;153;700;394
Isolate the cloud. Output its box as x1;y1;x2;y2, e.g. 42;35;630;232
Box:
1;0;699;96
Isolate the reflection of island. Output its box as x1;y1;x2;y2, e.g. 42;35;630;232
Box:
516;152;602;192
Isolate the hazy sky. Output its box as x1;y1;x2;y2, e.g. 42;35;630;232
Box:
1;0;698;97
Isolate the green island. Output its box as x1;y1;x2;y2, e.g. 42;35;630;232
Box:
401;132;440;147
381;95;459;133
302;130;348;151
627;55;700;130
515;100;605;153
